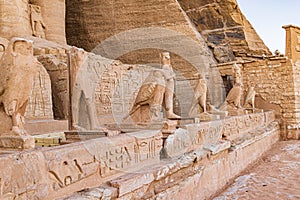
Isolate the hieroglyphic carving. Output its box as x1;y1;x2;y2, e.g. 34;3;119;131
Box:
130;131;163;163
94;63;122;115
47;149;99;191
25;63;53;120
99;146;132;177
222;113;265;140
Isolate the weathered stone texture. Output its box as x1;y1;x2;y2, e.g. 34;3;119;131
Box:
66;0;216;75
218;57;300;139
283;25;300;63
0;0;32;39
25;63;54;120
0;0;66;44
64;120;279;200
30;0;67;44
178;0;271;62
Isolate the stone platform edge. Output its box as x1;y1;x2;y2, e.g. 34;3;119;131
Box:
0;111;278;200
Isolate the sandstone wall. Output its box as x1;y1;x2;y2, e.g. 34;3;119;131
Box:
66;0;215;74
0;0;66;44
0;0;32;38
177;0;271;63
66;0;225;105
30;0;67;44
218;56;300;139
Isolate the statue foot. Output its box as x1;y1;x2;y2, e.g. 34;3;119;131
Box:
11;126;27;136
166;112;181;119
72;124;86;131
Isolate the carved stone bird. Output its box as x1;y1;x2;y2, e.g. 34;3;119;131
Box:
123;69;166;120
189;78;208;116
244;86;256;110
226;83;243;108
127;82;158;117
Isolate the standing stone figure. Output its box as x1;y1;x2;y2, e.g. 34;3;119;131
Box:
189;74;208;116
126;52;180;124
70;47;99;131
0;38;41;134
220;63;244;115
30;4;46;38
125;69;167;124
189;74;227;119
161;52;181;119
244;86;256;110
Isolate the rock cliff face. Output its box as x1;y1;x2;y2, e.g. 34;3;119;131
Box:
177;0;271;62
66;0;217;76
66;0;271;64
66;0;226;105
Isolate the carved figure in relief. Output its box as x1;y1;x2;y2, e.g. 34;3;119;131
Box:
244;86;256;110
220;63;244;115
189;74;227;119
125;69;167;123
189;74;208;116
30;4;46;39
224;82;243;109
0;38;41;134
70;47;99;131
161;52;181;119
125;52;180;124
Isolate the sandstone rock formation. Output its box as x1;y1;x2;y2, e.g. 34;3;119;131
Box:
65;0;220;86
0;0;66;44
177;0;272;62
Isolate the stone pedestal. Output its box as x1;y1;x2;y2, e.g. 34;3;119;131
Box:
0;133;35;149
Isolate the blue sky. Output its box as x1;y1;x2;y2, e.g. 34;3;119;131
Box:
237;0;300;54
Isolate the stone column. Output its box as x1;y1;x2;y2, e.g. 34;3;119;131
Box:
283;25;300;63
30;0;67;44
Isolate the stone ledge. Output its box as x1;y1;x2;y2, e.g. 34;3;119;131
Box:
63;121;280;200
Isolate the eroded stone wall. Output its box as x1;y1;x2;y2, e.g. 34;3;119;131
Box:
0;0;32;38
0;0;66;44
218;56;300;139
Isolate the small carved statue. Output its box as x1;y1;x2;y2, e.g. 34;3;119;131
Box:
0;38;41;134
160;52;181;119
125;52;181;124
220;63;244;115
233;62;243;85
189;74;227;119
224;82;243;109
189;74;208;116
244;86;256;110
125;69;166;124
30;4;46;39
